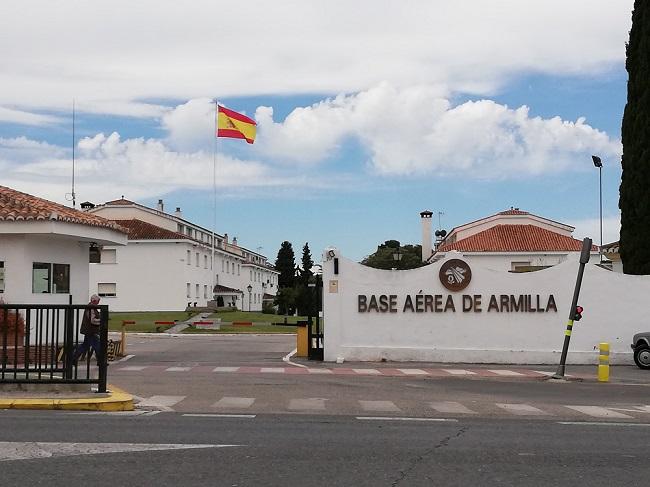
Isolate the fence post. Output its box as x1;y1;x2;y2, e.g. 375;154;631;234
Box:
97;304;109;393
64;297;74;380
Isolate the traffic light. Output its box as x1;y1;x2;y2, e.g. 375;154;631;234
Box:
573;305;584;321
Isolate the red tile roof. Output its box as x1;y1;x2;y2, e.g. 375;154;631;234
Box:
437;224;597;252
112;219;189;240
0;185;127;233
498;209;529;216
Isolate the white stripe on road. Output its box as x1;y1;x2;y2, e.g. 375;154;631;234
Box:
359;400;401;412
443;369;476;375
496;403;549;415
488;369;524;376
533;371;555;376
118;366;147;371
113;354;135;363
183;414;256;419
558;422;650;427
212;367;240;373
429;401;477;414
307;368;333;374
165;367;192;372
137;395;186;411
356;417;458;422
260;367;286;373
288;398;327;411
353;369;382;375
397;369;429;375
565;406;633;419
212;397;255;409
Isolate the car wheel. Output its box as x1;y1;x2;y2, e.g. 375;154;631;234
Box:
633;345;650;370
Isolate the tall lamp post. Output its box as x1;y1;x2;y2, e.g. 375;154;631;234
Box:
392;247;403;270
592;155;603;263
247;284;252;312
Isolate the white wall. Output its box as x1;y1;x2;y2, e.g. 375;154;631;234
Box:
434;252;599;272
0;234;91;305
322;249;648;365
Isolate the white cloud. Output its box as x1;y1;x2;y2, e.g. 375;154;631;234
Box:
253;83;621;177
161;98;216;152
0;106;61;126
0;1;633;115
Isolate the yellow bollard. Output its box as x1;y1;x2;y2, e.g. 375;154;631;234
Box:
296;324;308;358
598;342;609;382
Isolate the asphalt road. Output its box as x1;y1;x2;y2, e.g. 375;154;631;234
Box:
1;411;649;486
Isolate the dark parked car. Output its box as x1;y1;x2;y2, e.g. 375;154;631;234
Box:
631;332;650;369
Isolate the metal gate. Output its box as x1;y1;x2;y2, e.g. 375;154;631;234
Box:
307;276;323;360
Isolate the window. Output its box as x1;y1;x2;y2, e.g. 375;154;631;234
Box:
101;249;117;264
0;261;4;293
195;284;200;298
204;285;208;299
204;255;208;269
32;262;70;294
186;283;191;298
98;283;116;297
178;224;184;233
187;250;191;265
237;264;240;275
222;259;224;272
250;270;253;280
196;252;199;267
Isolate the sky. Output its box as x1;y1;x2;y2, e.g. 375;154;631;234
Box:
0;1;634;262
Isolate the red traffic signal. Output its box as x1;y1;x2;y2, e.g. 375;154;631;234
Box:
573;305;584;321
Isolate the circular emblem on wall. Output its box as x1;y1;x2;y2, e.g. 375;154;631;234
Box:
439;259;472;292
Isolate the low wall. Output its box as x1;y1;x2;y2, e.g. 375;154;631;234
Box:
322;249;648;364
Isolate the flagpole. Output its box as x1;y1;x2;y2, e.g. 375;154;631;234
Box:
211;100;218;305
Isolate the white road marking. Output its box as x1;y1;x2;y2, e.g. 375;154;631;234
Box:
183;414;256;419
488;369;524;376
533;371;555;376
496;403;549;416
113;354;135;363
429;401;477;414
119;365;147;371
288;398;327;411
565;406;633;419
137;395;186;411
165;367;192;372
359;400;401;412
212;397;255;409
0;442;239;462
260;367;286;373
283;348;308;368
212;367;240;372
443;369;476;375
353;369;382;375
397;369;429;375
356;417;458;422
307;368;333;374
558;422;650;427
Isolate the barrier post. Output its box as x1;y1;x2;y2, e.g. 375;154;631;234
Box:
296;322;308;358
121;320;135;356
598;342;610;382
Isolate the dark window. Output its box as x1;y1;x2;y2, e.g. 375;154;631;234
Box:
32;262;70;293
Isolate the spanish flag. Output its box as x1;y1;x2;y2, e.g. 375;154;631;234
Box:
217;105;256;144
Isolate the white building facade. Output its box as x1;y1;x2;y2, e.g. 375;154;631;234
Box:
86;198;278;312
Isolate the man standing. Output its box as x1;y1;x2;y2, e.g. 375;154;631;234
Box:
73;294;101;365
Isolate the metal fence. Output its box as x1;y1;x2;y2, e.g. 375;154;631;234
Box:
0;304;109;393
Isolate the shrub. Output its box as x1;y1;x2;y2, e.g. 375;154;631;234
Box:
0;306;25;336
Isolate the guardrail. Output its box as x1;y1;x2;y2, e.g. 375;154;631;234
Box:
0;303;109;392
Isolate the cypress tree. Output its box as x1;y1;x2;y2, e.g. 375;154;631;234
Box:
620;0;650;274
275;241;296;289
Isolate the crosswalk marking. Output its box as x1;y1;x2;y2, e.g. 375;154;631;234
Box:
288;398;327;411
260;367;285;373
488;369;524;376
359;400;401;412
119;365;147;371
137;395;186;410
212;367;240;373
443;369;476;375
397;369;429;375
165;367;192;372
212;397;255;409
496;403;548;415
307;368;333;374
565;406;633;419
353;369;382;375
429;401;477;414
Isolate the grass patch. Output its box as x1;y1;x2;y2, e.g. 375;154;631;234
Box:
108;311;188;332
183;324;298;334
214;310;308;324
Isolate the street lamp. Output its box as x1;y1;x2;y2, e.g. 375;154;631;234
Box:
392;247;403;270
592;155;603;263
247;284;252;312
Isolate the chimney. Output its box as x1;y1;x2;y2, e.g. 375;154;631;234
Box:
420;210;433;262
232;237;238;246
175;207;182;218
224;233;229;244
80;201;95;211
157;199;164;212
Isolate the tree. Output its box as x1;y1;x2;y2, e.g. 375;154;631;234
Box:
361;240;426;270
296;243;317;316
275;241;296;289
620;0;650;274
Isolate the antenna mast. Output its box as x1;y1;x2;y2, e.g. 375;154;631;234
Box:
71;99;76;208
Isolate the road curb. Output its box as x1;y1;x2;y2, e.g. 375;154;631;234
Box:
0;384;134;411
